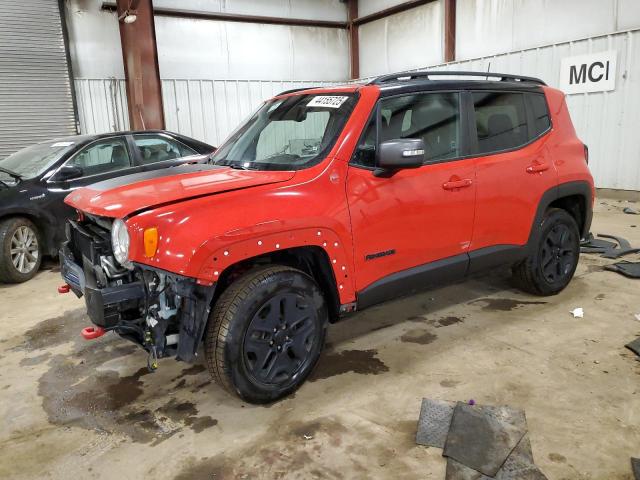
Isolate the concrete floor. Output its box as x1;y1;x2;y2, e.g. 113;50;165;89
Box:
1;198;639;480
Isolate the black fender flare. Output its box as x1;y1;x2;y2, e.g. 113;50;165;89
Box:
527;180;593;249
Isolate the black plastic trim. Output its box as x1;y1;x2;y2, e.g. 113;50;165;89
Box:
356;253;468;310
467;245;527;274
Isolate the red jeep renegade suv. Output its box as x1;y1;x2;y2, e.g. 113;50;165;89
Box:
60;71;594;403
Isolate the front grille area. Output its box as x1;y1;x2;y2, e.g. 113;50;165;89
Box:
67;218;112;267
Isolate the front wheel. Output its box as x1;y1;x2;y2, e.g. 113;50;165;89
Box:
0;218;42;283
205;265;327;404
512;208;580;296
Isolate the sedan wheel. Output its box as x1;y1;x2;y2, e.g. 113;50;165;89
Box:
10;226;40;274
0;218;42;283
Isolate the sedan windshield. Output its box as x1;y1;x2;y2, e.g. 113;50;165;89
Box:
211;93;357;171
0;140;76;183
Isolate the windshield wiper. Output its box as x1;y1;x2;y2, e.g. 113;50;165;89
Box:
0;167;22;182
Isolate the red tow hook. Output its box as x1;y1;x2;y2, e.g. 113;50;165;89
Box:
58;284;71;294
81;326;105;340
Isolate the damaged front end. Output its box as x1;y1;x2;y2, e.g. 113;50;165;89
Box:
60;215;215;368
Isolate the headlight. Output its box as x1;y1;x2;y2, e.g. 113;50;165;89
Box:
111;219;132;269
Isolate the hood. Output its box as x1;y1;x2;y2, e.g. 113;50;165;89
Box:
64;164;295;218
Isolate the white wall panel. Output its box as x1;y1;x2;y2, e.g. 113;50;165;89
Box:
153;0;347;22
155;17;349;80
74;78;129;134
410;30;640;191
457;0;640;61
161;79;339;147
359;2;443;78
64;0;124;78
357;0;410;17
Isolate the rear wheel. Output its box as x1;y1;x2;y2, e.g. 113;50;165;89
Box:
513;208;580;296
205;265;327;404
0;218;42;283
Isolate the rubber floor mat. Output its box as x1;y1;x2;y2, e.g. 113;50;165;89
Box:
625;338;640;358
605;261;640;279
632;457;640;480
416;398;455;448
443;403;528;477
445;434;547;480
580;235;617;254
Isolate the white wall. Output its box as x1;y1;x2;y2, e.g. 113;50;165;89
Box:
457;0;640;61
358;0;408;17
153;0;347;21
359;1;443;78
64;0;124;78
155;17;349;81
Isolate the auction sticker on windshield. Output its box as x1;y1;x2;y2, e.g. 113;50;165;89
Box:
307;96;349;108
51;142;74;147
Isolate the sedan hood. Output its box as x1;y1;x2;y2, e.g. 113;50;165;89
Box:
65;164;295;218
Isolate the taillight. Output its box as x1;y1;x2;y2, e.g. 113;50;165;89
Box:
583;144;589;164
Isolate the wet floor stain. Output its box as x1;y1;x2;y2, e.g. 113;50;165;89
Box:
309;349;389;381
400;329;438;345
548;453;567;463
30;308;217;444
470;298;547;312
440;379;460;388
18;309;88;351
434;316;464;327
172;418;351;480
171;364;207;381
19;352;52;367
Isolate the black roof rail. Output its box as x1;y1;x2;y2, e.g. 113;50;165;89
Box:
277;86;317;96
369;70;547;86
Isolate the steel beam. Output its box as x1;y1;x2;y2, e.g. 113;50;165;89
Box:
352;0;438;26
444;0;456;62
116;0;164;130
103;2;347;28
347;0;359;79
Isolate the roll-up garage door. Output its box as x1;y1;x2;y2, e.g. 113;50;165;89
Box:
0;0;77;159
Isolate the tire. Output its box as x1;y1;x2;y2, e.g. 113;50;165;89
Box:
512;208;580;296
205;265;328;404
0;217;42;284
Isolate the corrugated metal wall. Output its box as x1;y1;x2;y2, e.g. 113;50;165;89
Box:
0;0;77;158
74;78;129;134
161;79;338;147
75;78;339;147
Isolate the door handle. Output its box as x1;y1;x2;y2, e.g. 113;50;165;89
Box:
526;163;550;174
442;178;473;190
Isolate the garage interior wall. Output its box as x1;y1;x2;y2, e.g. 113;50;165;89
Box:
0;0;77;159
65;0;347;146
63;0;640;190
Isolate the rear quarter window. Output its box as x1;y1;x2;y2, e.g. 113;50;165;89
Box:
528;93;551;136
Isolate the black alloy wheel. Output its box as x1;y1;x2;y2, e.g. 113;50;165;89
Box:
540;222;577;283
243;292;319;385
205;265;327;404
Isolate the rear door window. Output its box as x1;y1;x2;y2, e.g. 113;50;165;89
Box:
69;137;132;177
133;134;197;165
472;92;528;154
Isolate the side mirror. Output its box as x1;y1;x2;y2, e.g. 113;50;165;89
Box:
375;139;425;177
55;164;83;181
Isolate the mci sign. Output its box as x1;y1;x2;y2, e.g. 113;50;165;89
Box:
560;51;617;94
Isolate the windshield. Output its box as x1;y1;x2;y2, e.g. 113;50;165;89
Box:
0;140;76;183
210;93;357;171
